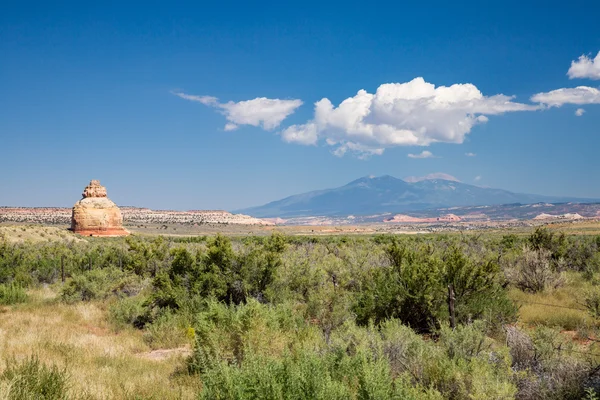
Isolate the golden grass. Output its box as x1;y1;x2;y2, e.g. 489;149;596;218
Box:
0;288;199;399
546;220;600;236
0;225;83;243
509;273;596;331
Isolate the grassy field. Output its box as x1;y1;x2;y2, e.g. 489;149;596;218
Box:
0;225;83;243
0;287;199;399
0;222;599;399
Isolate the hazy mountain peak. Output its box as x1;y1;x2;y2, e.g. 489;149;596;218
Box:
345;175;403;186
236;176;598;218
404;173;461;183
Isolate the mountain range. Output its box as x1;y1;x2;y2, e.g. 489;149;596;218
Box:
237;175;599;218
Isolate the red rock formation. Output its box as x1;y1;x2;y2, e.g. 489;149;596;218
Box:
71;180;129;236
82;180;107;198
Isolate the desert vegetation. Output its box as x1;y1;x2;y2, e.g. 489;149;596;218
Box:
1;227;600;398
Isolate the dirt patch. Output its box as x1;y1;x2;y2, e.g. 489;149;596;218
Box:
137;347;192;361
561;330;594;346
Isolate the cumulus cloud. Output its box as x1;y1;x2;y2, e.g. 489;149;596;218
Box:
408;150;435;159
281;123;319;145
404;173;460;183
173;92;303;130
526;52;600;110
465;152;476;157
531;86;600;107
568;51;600;80
280;77;538;157
474;175;482;182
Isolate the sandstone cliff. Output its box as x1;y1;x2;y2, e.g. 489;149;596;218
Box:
71;180;129;236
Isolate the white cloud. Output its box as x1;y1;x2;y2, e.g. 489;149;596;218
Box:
568;51;600;80
474;175;482;182
408;150;435;159
280;122;319;145
332;142;384;159
173;92;303;130
280;77;538;157
173;92;218;105
465;152;476;157
404;173;460;182
575;108;586;117
531;86;600;107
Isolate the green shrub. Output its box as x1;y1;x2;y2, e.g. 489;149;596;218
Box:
198;347;443;400
353;241;445;332
584;388;600;400
0;356;70;400
583;286;600;319
108;295;147;329
60;267;142;303
143;310;191;349
582;252;600;280
375;320;516;400
528;227;568;262
189;301;517;400
353;242;515;332
438;321;490;360
500;234;520;251
188;299;313;374
442;246;517;328
0;282;28;305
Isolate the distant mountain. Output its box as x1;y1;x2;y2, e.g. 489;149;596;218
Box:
236;175;599;218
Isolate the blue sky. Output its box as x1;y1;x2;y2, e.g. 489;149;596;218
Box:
1;1;599;210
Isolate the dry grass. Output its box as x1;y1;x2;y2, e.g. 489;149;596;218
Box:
2;219;600;242
546;220;600;236
0;225;83;244
0;288;199;399
125;222;394;237
509;273;596;331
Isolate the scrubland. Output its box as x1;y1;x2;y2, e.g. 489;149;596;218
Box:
1;225;600;399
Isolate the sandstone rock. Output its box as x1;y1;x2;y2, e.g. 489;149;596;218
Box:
82;180;107;198
384;213;462;223
533;213;584;220
71;180;129;236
